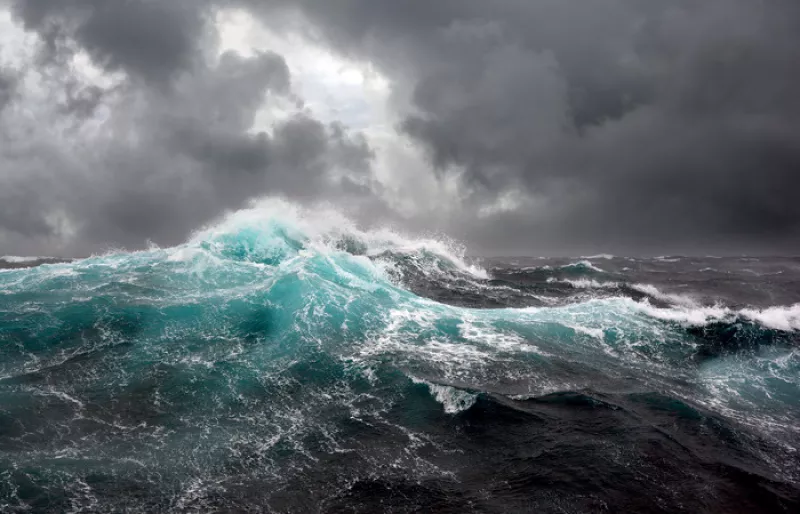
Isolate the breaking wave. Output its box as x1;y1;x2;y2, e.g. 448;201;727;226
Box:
560;260;605;273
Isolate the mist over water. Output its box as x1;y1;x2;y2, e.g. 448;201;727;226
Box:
0;200;798;512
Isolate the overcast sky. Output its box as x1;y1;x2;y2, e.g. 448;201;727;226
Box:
1;0;799;257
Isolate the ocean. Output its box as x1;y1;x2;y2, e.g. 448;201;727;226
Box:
0;201;798;513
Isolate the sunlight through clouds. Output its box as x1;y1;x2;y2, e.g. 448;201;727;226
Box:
215;8;390;131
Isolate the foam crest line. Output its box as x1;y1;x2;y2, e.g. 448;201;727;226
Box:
1;199;798;338
182;198;488;279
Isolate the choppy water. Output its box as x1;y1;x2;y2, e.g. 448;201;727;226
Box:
0;200;798;513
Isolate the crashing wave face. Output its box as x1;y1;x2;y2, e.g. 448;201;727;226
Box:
0;199;799;512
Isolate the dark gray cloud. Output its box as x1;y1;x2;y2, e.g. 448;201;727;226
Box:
10;0;213;84
1;0;799;256
0;68;16;111
241;0;800;254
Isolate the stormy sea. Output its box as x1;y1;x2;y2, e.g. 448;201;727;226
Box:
0;201;798;513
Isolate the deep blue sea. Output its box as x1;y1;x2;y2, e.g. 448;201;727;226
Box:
1;201;798;513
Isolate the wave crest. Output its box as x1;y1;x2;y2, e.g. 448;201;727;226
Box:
186;199;487;280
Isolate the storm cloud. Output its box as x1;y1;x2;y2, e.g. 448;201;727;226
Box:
0;0;376;256
1;0;799;256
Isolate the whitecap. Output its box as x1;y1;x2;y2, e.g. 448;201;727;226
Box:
1;255;50;263
560;260;605;272
411;377;477;414
630;283;699;308
740;304;800;332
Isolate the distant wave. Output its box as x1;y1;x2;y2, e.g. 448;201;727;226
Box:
632;299;800;332
520;260;605;275
540;279;800;332
629;283;699;307
1;255;51;263
560;260;605;272
546;278;619;289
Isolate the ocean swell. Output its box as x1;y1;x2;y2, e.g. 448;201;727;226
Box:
0;200;798;511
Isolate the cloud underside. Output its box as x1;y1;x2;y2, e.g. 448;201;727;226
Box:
1;0;799;256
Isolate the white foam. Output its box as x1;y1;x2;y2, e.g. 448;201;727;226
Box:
565;324;605;339
459;317;548;355
740;304;800;332
548;278;619;289
361;306;493;372
411;377;477;414
581;254;615;260
522;265;552;271
630;283;699;308
633;301;731;326
626;298;800;332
